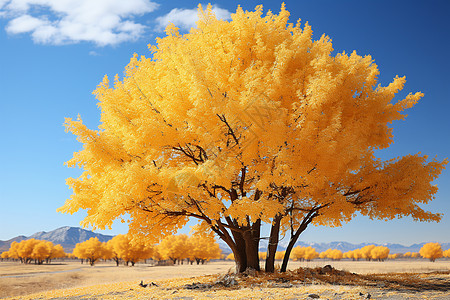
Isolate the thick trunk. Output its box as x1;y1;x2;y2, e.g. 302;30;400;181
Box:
265;214;282;273
243;219;261;271
231;230;247;273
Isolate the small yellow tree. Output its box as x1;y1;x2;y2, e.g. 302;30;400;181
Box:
109;234;153;266
151;247;165;262
291;246;306;261
188;234;221;264
443;249;450;258
303;247;319;261
105;240;120;266
370;246;390;261
388;253;400;259
331;250;343;261
73;237;107;266
17;239;39;264
275;251;285;260
344;249;362;261
1;251;8;260
360;245;376;261
157;235;190;264
419;242;443;262
50;244;66;262
31;241;51;264
258;252;267;260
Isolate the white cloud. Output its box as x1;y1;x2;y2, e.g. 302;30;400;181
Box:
0;0;159;46
6;14;47;33
155;4;231;32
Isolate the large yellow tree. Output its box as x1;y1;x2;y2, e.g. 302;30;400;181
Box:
59;4;447;273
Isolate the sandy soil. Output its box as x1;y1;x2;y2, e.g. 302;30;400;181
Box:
1;259;449;299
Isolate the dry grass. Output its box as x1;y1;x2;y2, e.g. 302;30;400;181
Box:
1;259;449;299
0;260;233;298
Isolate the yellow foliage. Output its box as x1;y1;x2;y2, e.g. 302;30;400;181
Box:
187;234;222;263
388;253;400;259
419;242;443;262
319;248;343;260
275;251;285;260
108;234;153;266
72;237;107;266
291;246;318;261
157;234;190;263
343;249;362;261
443;249;450;258
226;253;234;260
58;3;447;272
3;239;66;264
344;246;389;261
370;246;390;261
360;245;376;260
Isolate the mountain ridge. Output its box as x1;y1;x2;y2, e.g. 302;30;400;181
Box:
0;227;114;253
1;227;449;255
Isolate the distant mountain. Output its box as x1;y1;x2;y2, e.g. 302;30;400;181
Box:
0;227;114;253
255;240;450;254
2;227;449;255
0;235;28;252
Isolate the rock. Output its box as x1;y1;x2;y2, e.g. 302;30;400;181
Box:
214;274;238;287
184;282;212;290
322;265;333;272
308;294;320;299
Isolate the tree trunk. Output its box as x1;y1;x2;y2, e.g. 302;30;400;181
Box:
280;235;296;272
243;219;261;271
230;230;247;273
265;214;282;273
280;213;316;272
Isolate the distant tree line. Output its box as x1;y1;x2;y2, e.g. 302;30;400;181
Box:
70;232;222;266
224;243;450;263
1;239;65;264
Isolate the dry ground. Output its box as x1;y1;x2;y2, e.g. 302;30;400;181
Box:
1;259;449;299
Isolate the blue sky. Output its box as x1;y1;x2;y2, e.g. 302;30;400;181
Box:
0;0;448;246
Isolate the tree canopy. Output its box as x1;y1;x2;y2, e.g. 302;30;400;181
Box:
59;4;447;273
